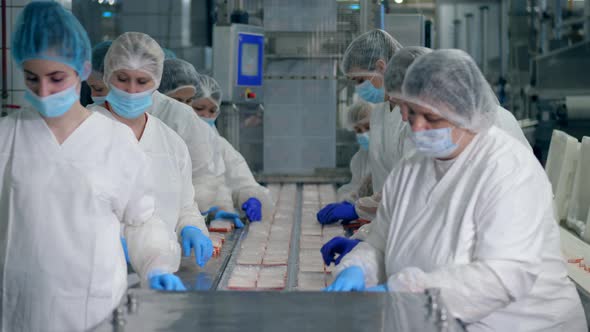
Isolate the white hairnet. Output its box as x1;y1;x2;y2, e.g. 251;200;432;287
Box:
399;49;498;133
347;100;373;128
384;46;432;94
158;58;199;94
194;74;222;107
103;32;165;88
341;29;403;77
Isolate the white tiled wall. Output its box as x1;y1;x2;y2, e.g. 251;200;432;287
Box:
1;1;29;114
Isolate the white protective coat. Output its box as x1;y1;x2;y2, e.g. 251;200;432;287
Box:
337;149;371;203
95;107;209;236
0;109;180;332
215;135;275;218
357;102;532;222
146;91;227;210
337;126;585;331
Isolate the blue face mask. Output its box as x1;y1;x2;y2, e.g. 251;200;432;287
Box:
356;132;370;151
106;86;155;119
25;83;79;118
199;116;217;128
91;95;107;105
410;127;462;159
355;79;385;104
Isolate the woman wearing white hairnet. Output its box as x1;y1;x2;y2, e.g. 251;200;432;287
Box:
92;32;214;268
1;3;183;331
86;40;112;106
317;30;405;225
90;39;224;213
326;49;586;332
159;61;274;222
336;100;373;203
319;37;531;224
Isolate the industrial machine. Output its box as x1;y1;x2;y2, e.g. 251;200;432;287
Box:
213;23;265;172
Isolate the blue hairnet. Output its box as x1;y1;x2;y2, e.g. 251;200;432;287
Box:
91;41;112;75
11;1;91;79
162;48;177;60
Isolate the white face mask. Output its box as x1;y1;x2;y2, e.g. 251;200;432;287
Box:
410;127;463;159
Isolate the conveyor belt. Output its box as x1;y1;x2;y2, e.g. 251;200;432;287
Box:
95;289;465;332
175;228;244;291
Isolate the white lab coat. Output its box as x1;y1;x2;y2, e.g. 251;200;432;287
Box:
215;135;275;218
146;91;227;210
96;108;209;236
0;109;180;332
337;149;371;203
368;102;407;194
337;126;585;331
357;103;532;222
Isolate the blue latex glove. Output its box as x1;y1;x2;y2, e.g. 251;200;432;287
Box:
242;197;262;222
148;271;186;291
324;266;365;292
181;226;213;267
120;237;130;263
215;210;245;228
321;236;361;266
316;201;359;225
366;284;388;292
201;206;219;216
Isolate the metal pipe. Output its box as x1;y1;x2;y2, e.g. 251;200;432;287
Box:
480;6;489;76
465;13;474;57
539;0;549;54
498;0;505;78
554;0;562;40
1;0;8;103
360;0;371;33
453;19;461;49
585;0;590;41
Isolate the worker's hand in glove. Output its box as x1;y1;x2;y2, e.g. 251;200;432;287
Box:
215;210;245;228
201;206;219;217
317;201;359;225
181;226;214;267
120;237;130;263
242;197;262;222
324;266;365;292
365;284;388;292
320;237;361;266
148;271;186;291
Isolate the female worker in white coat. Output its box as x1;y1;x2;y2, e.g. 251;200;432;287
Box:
0;3;184;331
86;40;224;212
158;59;275;222
86;40;112;106
326;49;586;332
92;32;214;267
317;30;404;225
318;31;533;226
336;100;373;203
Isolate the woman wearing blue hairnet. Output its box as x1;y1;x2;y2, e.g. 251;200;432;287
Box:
326;49;585;331
0;3;186;331
91;32;214;268
159;62;275;223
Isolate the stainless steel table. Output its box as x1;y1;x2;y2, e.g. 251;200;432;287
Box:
95;289;465;332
